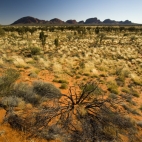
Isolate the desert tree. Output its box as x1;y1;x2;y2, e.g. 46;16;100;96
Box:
95;27;100;35
39;31;47;51
0;26;5;37
54;38;59;47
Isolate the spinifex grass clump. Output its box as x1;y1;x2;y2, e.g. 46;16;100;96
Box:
0;68;20;96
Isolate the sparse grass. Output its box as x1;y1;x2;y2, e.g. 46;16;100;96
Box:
130;73;142;86
131;89;140;98
107;81;119;94
121;87;130;93
137;121;142;128
83;73;90;76
109;93;117;99
13;56;29;68
139;105;142;111
75;75;81;79
0;68;20;96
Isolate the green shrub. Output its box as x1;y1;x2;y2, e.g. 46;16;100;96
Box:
54;38;59;47
33;81;62;99
121;87;130;93
139;105;142;111
83;73;90;76
109;93;117;99
0;69;20;96
0;96;23;107
0;27;5;37
30;47;40;55
137;121;142;128
60;83;68;89
131;89;139;98
13;82;39;105
75;75;81;79
107;81;119;94
57;79;69;84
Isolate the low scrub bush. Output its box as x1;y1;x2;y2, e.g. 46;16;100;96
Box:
0;68;20;96
107;81;119;94
12;82;39;105
137;121;142;128
33;81;61;99
30;47;41;55
60;83;68;89
0;96;23;107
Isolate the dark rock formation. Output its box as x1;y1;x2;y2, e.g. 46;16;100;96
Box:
78;20;84;24
103;19;132;24
50;18;64;24
85;17;101;24
11;16;133;25
66;20;77;24
11;16;47;25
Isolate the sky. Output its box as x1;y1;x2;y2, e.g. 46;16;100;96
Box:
0;0;142;25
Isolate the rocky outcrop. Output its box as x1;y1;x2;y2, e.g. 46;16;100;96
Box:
11;16;47;25
85;17;101;24
78;20;84;24
11;16;134;25
66;20;77;24
103;19;132;24
50;18;64;24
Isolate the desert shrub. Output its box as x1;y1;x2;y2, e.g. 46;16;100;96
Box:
39;125;62;140
121;103;132;112
57;79;68;84
137;121;142;128
112;115;135;129
12;82;39;105
33;81;61;99
0;27;5;37
75;75;80;79
131;89;140;98
107;81;119;94
121;87;130;93
30;47;40;55
109;93;117;99
60;83;68;89
130;36;137;42
133;78;142;86
139;105;142;111
83;73;90;76
54;38;59;47
0;96;23;107
0;68;20;96
6;113;28;131
39;31;47;49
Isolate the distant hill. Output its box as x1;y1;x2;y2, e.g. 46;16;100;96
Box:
78;20;84;24
103;19;132;24
85;17;101;24
50;18;64;24
66;20;77;24
11;16;48;25
11;16;134;25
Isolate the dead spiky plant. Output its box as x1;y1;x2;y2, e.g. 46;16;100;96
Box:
18;81;137;141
